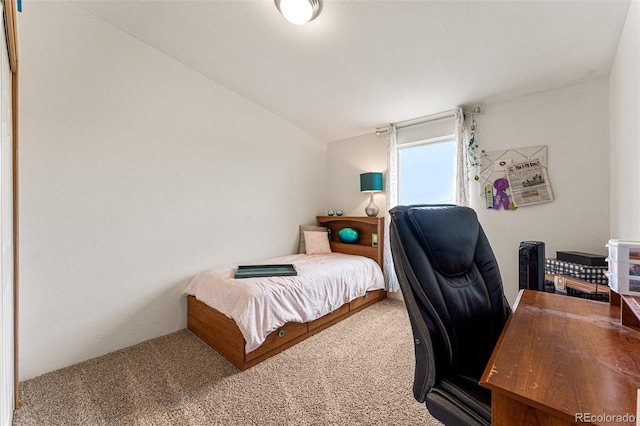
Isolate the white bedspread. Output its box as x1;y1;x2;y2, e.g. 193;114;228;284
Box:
184;253;385;353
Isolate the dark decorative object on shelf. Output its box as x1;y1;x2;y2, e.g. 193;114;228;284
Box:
336;210;343;216
338;227;359;244
327;210;335;216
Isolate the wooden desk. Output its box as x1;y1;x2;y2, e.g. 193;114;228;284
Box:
480;290;640;425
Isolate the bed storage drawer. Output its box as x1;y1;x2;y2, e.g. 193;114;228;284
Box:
308;303;350;332
246;321;308;361
350;289;386;311
187;296;246;369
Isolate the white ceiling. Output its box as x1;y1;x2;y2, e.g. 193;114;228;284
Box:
74;0;631;142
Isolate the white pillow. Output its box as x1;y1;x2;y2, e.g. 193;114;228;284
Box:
303;231;332;255
298;225;327;253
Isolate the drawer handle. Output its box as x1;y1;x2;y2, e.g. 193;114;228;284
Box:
365;292;369;298
278;330;285;338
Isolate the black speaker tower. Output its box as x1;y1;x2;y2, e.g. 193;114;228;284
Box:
519;241;545;292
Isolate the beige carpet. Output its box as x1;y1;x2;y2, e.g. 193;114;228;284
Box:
13;299;442;425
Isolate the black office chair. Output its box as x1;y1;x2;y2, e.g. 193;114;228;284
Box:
389;204;511;426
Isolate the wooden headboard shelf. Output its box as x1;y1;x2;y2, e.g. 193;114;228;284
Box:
316;216;384;269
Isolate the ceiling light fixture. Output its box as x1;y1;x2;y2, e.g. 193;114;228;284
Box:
275;0;322;25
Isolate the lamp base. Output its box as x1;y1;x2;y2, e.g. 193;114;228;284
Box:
365;193;379;217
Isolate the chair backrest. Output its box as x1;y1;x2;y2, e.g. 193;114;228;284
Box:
389;204;510;401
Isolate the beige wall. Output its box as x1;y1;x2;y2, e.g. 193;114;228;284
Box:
610;0;640;240
326;133;387;217
328;79;611;305
470;80;610;304
18;3;326;380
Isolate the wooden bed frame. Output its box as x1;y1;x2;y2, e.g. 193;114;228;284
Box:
187;216;386;370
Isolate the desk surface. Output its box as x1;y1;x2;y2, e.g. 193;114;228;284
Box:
480;290;640;424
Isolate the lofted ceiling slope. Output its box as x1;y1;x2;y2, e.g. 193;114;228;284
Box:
74;0;631;142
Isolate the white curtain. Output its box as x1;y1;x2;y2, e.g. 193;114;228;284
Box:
383;125;400;292
453;107;470;206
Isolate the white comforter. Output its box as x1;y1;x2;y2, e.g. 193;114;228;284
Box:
184;253;385;353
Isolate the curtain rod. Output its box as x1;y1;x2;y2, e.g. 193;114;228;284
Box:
375;105;481;136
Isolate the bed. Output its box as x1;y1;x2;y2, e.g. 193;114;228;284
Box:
185;216;386;370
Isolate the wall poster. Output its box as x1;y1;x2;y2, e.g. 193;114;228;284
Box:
505;158;554;207
475;145;553;209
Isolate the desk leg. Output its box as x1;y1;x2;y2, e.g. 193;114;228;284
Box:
492;393;577;426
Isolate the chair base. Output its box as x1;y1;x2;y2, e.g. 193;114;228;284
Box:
426;376;491;426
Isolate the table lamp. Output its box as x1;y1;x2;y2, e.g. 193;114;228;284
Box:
360;172;383;217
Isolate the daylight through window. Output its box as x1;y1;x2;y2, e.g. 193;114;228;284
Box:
398;136;455;205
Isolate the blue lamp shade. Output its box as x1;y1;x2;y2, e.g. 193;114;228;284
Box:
360;172;383;192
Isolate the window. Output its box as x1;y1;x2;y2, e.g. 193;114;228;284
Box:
398;136;455;205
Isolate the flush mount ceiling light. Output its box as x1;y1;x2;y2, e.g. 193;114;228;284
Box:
275;0;322;25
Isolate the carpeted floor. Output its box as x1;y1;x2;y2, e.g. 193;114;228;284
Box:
13;299;442;425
